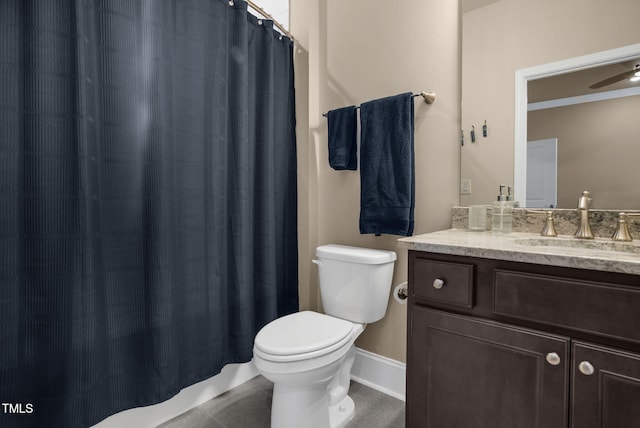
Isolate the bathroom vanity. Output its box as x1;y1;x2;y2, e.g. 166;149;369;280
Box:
399;230;640;428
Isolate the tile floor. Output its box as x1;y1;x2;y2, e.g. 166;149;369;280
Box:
157;375;405;428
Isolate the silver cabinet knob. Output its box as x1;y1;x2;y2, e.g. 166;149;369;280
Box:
546;352;561;366
432;278;445;289
578;361;595;376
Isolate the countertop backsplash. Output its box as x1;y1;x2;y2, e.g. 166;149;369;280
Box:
452;206;640;239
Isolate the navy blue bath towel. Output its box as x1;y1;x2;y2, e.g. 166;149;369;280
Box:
359;93;414;236
327;105;358;170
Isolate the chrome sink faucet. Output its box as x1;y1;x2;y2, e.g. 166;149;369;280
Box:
575;191;594;239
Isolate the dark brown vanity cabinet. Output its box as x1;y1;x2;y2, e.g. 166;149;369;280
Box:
409;306;569;427
571;342;640;428
406;251;640;428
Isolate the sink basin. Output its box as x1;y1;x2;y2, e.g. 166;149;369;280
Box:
512;237;640;255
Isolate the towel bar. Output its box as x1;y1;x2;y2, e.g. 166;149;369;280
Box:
322;91;436;117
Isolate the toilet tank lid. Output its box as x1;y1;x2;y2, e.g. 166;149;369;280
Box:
316;244;397;264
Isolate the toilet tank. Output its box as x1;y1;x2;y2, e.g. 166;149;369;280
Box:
315;244;397;324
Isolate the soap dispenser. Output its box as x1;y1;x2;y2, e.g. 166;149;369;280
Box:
507;185;519;208
492;184;513;233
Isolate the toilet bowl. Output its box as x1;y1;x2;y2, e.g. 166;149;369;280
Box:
254;311;364;428
252;245;397;428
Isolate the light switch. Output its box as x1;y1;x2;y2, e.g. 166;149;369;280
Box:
460;179;472;195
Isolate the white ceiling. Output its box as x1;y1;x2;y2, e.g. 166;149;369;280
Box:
249;0;289;30
528;59;640;102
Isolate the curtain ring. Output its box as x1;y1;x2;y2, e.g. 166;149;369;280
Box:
258;19;262;25
228;0;234;6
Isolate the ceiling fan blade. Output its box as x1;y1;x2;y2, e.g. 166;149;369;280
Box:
589;69;635;89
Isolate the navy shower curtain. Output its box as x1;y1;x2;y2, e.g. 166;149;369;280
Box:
0;1;298;427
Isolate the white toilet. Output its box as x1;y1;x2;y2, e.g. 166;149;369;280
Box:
252;244;397;428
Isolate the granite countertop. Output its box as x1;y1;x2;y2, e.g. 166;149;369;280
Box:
398;229;640;275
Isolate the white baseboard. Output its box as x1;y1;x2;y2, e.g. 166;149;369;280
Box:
350;347;406;402
91;361;259;428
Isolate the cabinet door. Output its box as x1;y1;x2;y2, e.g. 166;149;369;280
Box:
572;342;640;428
407;307;569;428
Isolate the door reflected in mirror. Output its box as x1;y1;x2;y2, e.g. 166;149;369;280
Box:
526;138;557;208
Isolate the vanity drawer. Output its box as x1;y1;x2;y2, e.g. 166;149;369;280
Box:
411;258;474;308
494;269;640;343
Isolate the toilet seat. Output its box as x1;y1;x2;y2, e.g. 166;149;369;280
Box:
254;311;356;363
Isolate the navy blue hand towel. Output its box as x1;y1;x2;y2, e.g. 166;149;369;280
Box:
359;93;414;236
327;106;358;170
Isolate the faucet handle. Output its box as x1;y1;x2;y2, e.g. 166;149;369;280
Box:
612;212;640;242
527;210;558;237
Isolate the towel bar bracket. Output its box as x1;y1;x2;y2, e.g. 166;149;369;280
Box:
418;91;436;104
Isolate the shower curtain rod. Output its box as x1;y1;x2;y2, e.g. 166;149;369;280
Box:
321;91;436;117
244;0;295;42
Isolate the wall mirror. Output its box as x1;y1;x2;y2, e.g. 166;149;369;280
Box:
460;0;640;210
514;44;640;209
